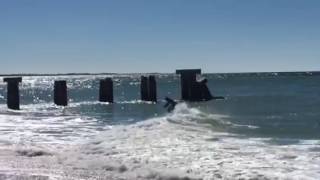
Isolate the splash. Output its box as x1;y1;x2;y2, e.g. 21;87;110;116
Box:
166;103;232;129
0;103;318;179
53;105;320;179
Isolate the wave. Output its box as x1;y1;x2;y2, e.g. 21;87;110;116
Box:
49;103;319;179
167;103;232;129
0;103;318;179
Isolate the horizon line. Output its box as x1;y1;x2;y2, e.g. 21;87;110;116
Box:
0;70;319;77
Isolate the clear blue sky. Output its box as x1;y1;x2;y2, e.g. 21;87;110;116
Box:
0;0;319;73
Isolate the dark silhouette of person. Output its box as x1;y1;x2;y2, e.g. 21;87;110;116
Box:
164;97;177;112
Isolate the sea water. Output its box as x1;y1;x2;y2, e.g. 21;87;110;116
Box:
0;73;319;179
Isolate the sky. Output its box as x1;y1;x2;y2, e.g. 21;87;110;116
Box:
0;0;319;74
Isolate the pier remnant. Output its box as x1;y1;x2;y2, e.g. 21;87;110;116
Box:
140;75;157;102
176;69;216;101
176;69;201;101
99;78;113;103
141;76;148;101
148;75;157;102
3;77;22;110
54;80;68;106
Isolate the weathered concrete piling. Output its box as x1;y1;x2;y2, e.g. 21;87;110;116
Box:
3;77;22;110
140;75;157;102
54;80;68;106
148;76;157;102
99;78;113;103
176;69;201;101
140;76;148;101
176;69;214;101
1;69;220;110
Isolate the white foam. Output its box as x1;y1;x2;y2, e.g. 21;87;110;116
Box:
0;103;319;179
0;103;102;145
55;104;320;179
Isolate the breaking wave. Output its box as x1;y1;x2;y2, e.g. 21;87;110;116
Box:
53;104;320;179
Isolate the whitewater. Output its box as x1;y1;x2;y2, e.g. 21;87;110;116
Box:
0;73;319;179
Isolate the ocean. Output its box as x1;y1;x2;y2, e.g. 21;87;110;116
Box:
0;72;319;180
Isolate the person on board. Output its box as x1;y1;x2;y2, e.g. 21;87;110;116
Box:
164;97;177;112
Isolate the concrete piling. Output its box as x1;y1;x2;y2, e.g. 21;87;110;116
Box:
148;75;157;102
99;78;113;103
140;76;148;101
176;69;201;101
176;69;215;101
140;75;157;102
54;80;68;106
1;68;220;111
3;77;22;110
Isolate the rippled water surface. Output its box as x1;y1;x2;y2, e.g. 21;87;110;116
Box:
0;73;319;179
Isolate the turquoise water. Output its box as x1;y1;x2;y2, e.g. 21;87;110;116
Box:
0;73;319;179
